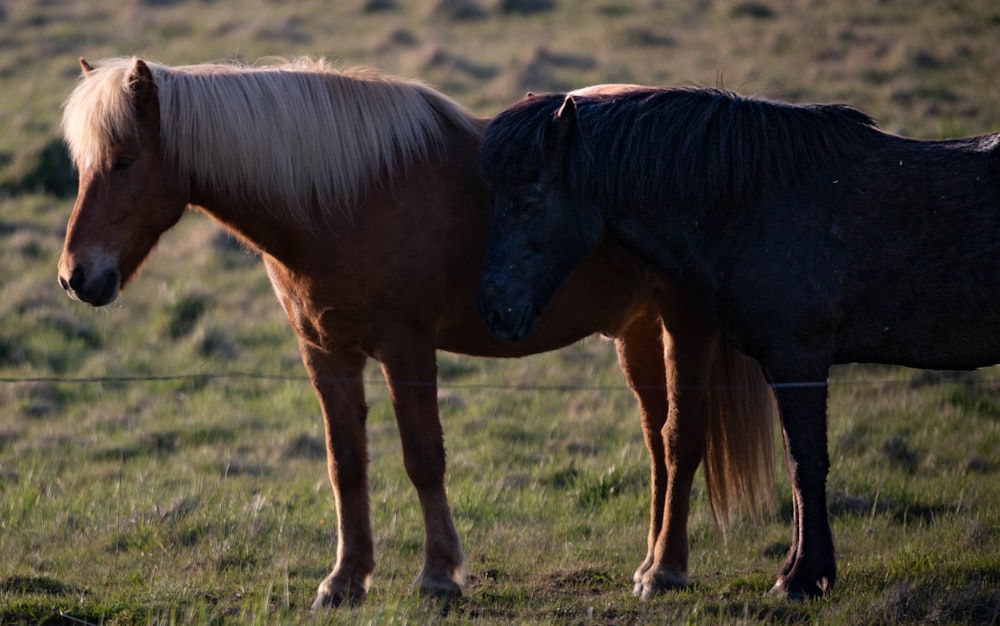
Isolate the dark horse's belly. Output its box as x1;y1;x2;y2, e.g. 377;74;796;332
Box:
834;294;1000;370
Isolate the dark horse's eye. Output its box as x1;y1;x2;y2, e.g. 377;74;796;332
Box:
517;183;545;211
111;155;135;172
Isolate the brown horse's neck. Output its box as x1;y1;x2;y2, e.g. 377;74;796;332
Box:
186;121;489;275
187;196;327;268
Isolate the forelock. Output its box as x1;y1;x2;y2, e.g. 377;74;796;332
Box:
62;57;144;170
480;94;564;188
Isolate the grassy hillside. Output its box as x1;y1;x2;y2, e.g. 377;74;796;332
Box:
1;0;1000;624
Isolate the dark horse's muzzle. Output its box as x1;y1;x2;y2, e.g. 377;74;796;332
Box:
477;273;538;342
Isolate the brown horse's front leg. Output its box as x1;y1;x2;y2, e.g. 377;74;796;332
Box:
378;341;464;601
299;345;375;610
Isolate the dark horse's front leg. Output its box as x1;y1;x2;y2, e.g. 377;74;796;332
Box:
768;369;836;599
300;344;376;609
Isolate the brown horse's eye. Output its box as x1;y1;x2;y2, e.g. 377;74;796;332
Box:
112;156;135;172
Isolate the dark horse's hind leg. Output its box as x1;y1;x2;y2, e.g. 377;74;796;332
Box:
768;371;836;599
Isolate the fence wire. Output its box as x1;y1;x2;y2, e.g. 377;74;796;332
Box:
0;369;995;392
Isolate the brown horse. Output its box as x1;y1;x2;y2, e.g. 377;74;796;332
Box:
58;57;774;607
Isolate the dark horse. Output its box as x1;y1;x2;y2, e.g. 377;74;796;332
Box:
58;60;774;607
477;84;1000;598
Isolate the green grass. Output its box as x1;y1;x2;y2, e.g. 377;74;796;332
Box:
2;0;1000;623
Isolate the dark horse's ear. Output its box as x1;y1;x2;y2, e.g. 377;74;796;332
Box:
990;140;1000;181
79;58;95;77
545;95;578;155
129;59;158;117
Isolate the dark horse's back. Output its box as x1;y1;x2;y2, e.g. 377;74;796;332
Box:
742;132;1000;370
851;135;999;369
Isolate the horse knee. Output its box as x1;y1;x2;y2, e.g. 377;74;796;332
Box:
401;443;447;488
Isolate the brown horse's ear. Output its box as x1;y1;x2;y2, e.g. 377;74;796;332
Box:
550;95;578;153
79;58;95;76
129;59;157;114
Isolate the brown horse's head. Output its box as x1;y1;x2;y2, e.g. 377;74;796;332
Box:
58;58;188;306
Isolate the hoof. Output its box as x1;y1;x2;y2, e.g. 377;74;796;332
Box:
310;576;368;612
415;562;464;602
417;579;463;616
633;569;690;599
417;576;463;603
310;590;361;612
768;583;809;602
768;576;832;600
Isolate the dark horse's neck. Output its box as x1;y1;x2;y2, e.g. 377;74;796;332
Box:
573;88;878;218
557;89;880;286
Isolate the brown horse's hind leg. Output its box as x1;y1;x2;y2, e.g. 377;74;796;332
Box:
614;309;674;595
301;345;376;610
616;300;718;597
378;341;464;601
631;293;724;599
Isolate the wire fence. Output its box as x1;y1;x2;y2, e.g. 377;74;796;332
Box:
0;368;996;392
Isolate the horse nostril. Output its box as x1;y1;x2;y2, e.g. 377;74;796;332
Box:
58;275;69;291
477;298;507;335
484;308;503;330
68;266;87;293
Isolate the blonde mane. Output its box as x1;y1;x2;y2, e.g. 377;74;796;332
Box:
62;56;482;221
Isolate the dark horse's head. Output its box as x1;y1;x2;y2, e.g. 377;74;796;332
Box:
477;94;603;342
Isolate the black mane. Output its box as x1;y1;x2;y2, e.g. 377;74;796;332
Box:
481;87;880;213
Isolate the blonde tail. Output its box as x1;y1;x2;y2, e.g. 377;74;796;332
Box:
702;340;777;527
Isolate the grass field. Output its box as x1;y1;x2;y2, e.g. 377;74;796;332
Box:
2;0;1000;623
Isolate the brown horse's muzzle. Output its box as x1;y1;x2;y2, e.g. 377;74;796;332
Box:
57;253;121;306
